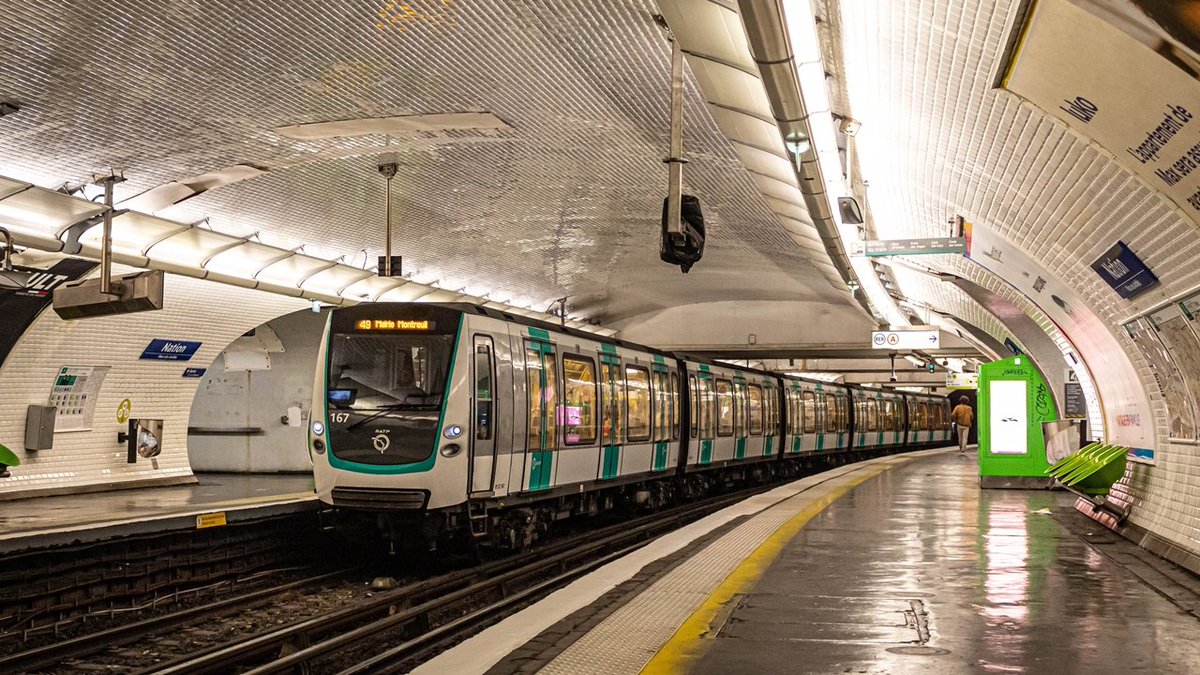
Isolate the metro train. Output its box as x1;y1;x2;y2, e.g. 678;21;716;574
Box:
308;303;952;549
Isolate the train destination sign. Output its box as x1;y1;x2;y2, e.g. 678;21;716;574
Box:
1091;241;1159;300
354;319;435;331
852;237;966;257
871;329;940;350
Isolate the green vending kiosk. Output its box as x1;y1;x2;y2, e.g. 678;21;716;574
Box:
978;356;1058;488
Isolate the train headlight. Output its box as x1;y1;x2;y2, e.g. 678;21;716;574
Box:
443;424;463;440
312;421;325;436
440;443;462;458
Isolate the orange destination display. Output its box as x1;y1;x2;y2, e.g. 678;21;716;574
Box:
354;319;435;331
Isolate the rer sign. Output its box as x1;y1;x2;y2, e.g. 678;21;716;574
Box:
871;330;940;350
140;339;202;362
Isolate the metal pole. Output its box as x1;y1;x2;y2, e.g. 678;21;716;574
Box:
0;227;12;271
666;37;685;240
378;163;398;276
94;173;124;295
385;175;392;277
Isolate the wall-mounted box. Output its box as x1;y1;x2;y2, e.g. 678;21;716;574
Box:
25;404;56;450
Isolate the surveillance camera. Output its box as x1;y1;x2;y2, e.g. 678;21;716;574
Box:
889;375;898;383
941;359;949;366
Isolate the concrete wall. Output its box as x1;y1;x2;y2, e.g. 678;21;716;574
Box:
0;266;305;497
187;309;326;473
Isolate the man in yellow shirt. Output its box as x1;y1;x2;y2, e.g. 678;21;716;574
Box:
951;396;974;455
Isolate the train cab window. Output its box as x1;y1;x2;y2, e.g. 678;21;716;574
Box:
670;371;681;441
626;366;652;443
600;363;624;444
701;377;716;439
716;379;734;437
525;343;558;451
747;384;764;435
652;369;670;443
562;355;598;446
690;375;699;438
473;338;495;441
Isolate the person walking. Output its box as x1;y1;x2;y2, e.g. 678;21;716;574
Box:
951;396;974;455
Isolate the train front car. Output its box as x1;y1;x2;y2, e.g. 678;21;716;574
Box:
309;304;470;542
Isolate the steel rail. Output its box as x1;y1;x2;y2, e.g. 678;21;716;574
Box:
0;568;352;673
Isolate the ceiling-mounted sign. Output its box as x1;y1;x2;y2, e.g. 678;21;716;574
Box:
947;372;979;390
871;329;940;350
140;339;202;361
1001;0;1200;229
851;237;966;257
1091;241;1159;299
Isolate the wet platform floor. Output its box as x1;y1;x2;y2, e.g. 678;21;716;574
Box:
692;452;1200;674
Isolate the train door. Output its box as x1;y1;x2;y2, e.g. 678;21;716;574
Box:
523;338;558;491
699;372;715;464
470;334;497;494
651;363;671;471
732;379;748;460
598;352;623;479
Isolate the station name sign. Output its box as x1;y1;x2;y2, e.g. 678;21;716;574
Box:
354;319;434;331
1090;241;1159;300
871;329;940;350
852;237;966;257
140;339;202;361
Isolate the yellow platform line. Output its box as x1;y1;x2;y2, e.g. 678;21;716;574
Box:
640;456;918;674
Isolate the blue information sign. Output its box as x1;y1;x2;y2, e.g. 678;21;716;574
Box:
182;367;207;378
1091;241;1158;299
140;339;202;362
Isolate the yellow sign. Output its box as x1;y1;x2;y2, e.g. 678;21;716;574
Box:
355;319;432;331
116;398;132;424
196;512;227;529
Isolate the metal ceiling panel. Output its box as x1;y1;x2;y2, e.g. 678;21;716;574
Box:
0;187;106;237
0;177;31;201
146;228;244;270
77;211;189;257
204;241;296;278
301;265;375;296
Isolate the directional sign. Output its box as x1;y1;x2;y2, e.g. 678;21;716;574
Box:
871;330;940;350
852;237;966;257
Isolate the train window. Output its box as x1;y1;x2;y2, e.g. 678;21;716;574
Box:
473;338;495;441
748;384;764;435
764;386;775;434
701;377;716;439
670;371;681;441
882;400;895;431
783;389;793;434
652;369;670;443
869;400;880;432
562;355;598;446
917;402;929;430
801;391;816;434
690;375;699;438
716;379;734;436
839;396;850;432
525;343;558;451
733;382;747;437
600;362;624;445
626;366;652;443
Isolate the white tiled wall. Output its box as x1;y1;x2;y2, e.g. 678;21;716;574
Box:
0;267;306;496
187;309;326;472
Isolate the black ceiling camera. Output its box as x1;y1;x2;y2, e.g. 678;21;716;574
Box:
660;195;706;273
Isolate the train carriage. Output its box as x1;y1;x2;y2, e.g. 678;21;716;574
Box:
310;302;958;548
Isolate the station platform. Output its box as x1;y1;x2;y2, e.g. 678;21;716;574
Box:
419;448;1200;674
0;472;317;553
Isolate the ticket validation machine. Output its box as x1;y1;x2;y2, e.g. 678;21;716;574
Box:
978;356;1058;488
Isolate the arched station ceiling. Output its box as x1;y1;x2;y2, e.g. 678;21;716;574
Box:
0;0;864;327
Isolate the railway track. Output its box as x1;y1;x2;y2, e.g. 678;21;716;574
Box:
143;485;770;674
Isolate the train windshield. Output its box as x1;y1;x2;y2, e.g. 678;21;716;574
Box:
326;332;455;465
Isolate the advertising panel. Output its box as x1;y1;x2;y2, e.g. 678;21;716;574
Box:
990;379;1029;455
1003;0;1200;228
